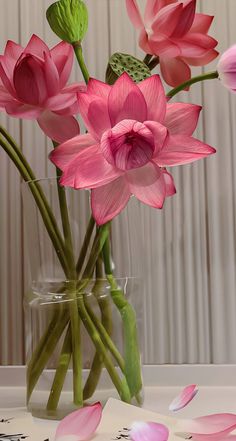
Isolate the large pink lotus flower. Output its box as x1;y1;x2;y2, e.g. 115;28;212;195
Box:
218;45;236;93
0;34;81;142
126;0;218;87
50;73;215;225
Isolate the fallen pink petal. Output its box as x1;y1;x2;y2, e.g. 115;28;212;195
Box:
178;413;236;440
130;421;169;441
54;402;102;441
169;384;198;411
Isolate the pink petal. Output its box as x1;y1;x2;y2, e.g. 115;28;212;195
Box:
0;56;15;95
55;402;102;441
156;134;216;166
169;384;198;412
46;92;78;112
50;133;96;170
4;40;23;61
151;3;183;36
144;0;177;25
171;0;196;38
130;421;169;441
138;75;166;124
182;413;236;440
13;54;47;105
79;94;111;141
43;51;60;96
24;34;50;59
163;169;176;196
143;120;168;155
0;85;14;106
91;177;130;225
179;33;218;58
190;13;214;34
50;41;73;89
127;163;167;208
108;72;147;126
5;101;41;119
149;38;181;58
126;0;144;29
165;103;201;136
183;49;218;66
60;145;121;189
160;57;191;87
139;28;153;54
37;111;80;143
87;78;111;100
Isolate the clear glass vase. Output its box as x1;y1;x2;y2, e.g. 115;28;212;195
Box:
22;178;144;420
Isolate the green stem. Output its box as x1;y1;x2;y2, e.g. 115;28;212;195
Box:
143;54;152;66
76;293;131;403
167;70;219;99
0;136;69;276
73;42;90;84
148;56;159;70
76;216;95;276
0;126;66;257
46;324;72;411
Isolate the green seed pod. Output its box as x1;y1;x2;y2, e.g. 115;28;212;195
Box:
46;0;88;44
106;52;151;85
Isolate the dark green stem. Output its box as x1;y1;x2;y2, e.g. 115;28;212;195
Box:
73;42;90;84
148;56;159;70
76;216;95;276
167;70;219;99
0;136;69;276
46;324;72;411
143;54;152;66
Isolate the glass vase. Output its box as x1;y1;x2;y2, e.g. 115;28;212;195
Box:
22;178;144;419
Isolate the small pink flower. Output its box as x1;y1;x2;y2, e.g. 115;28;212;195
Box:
0;34;82;142
54;402;102;441
218;45;236;93
126;0;218;87
169;384;198;412
130;421;169;441
50;73;215;225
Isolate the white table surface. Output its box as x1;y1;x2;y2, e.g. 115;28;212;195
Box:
1;365;236;430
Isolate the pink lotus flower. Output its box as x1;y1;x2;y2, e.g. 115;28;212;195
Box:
0;34;82;142
54;402;102;441
218;45;236;93
50;73;215;225
169;384;198;411
130;421;169;441
126;0;218;87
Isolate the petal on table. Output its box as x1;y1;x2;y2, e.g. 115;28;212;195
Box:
55;402;102;441
130;421;169;441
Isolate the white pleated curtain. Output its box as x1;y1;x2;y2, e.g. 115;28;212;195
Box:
0;0;235;365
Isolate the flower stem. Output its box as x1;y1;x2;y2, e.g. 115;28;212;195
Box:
143;54;152;66
46;324;72;411
73;42;90;84
0;135;69;276
76;216;95;276
148;56;159;70
167;70;219;99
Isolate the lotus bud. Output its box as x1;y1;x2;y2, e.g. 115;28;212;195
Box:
46;0;88;44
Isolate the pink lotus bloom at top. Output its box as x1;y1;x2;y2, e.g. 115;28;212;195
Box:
54;402;102;441
169;384;198;411
126;0;218;87
50;73;215;225
0;34;82;142
218;45;236;93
